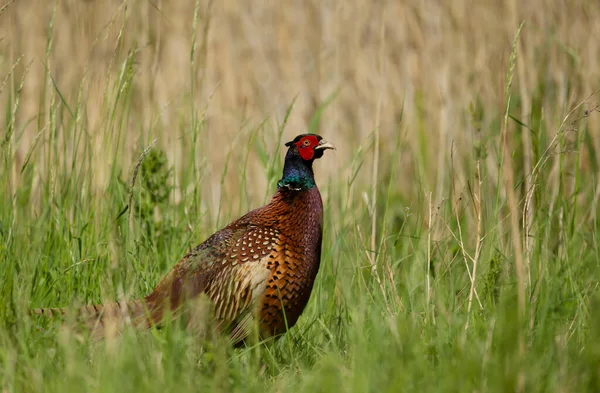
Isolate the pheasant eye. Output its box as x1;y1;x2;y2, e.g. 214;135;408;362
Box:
302;139;311;147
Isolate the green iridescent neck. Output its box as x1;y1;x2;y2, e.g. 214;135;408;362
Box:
278;175;316;190
278;150;316;190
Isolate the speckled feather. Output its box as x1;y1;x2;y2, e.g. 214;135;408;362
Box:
32;134;332;344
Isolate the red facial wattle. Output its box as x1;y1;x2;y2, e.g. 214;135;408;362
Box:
295;135;319;160
298;147;314;160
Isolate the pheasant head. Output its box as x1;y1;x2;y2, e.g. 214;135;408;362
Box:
279;133;336;191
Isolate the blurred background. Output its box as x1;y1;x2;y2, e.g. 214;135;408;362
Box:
1;0;600;242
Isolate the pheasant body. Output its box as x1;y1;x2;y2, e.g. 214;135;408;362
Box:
33;133;334;344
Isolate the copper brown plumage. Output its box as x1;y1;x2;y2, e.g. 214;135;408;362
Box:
32;133;335;344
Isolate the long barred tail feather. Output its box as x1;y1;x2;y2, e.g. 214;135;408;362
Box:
30;298;158;340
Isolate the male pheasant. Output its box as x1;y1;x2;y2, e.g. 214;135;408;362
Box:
33;133;335;344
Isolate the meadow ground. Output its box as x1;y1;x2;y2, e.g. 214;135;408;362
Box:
1;1;600;392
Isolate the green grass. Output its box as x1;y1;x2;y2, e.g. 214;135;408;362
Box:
1;17;600;393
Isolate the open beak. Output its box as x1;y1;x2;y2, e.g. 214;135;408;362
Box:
315;140;336;151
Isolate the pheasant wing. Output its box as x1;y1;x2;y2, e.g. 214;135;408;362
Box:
147;224;281;343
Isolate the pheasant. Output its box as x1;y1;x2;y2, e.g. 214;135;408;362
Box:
32;133;335;345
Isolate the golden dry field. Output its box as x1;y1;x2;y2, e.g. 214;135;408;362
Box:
3;1;599;209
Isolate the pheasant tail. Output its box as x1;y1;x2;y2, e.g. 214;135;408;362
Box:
31;299;155;339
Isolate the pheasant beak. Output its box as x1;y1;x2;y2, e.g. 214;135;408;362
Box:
315;140;336;151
